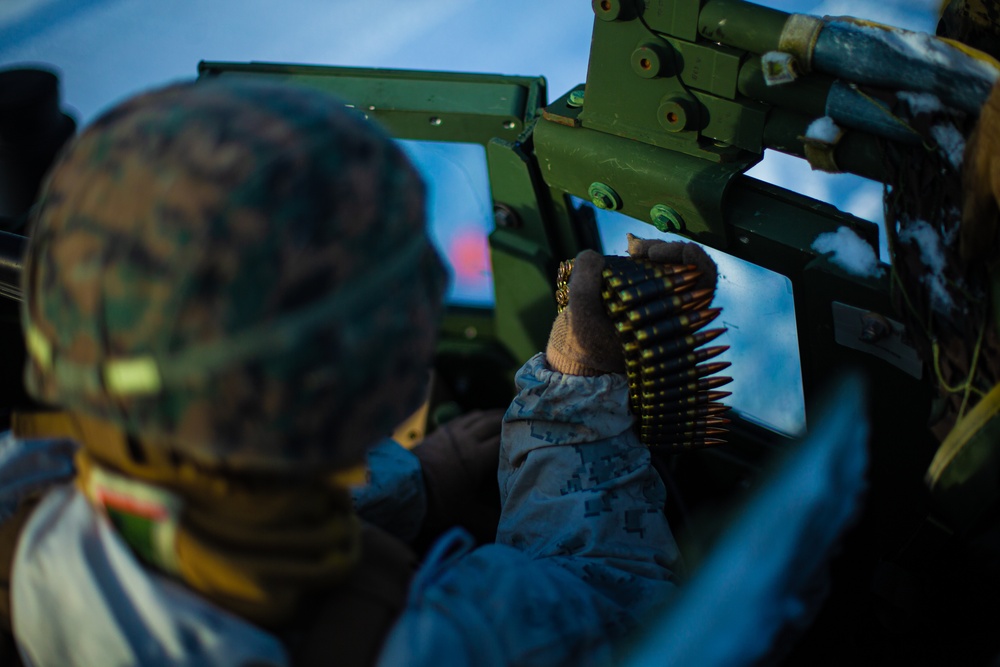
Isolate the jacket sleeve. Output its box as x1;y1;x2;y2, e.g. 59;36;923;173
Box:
351;439;427;544
496;353;681;612
377;353;681;667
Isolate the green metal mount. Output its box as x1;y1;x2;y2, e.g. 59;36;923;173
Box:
487;139;561;366
563;0;783;247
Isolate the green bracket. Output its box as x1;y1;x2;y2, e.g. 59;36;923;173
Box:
198;61;547;146
641;0;703;41
534;116;756;247
486;139;559;365
580;5;768;156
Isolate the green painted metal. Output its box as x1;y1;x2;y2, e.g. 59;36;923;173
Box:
698;0;790;54
642;0;703;41
198;61;546;146
534;116;757;246
486;139;560;365
737;56;831;119
582;17;766;155
588;182;623;211
650;204;684;233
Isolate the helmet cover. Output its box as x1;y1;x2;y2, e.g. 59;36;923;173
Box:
23;77;447;473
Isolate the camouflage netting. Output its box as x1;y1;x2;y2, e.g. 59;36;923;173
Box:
881;90;998;441
938;0;1000;61
22;77;447;473
880;7;1000;441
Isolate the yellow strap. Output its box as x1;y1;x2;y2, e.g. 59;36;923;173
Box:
10;410;81;441
926;381;1000;487
800;124;845;173
778;14;825;72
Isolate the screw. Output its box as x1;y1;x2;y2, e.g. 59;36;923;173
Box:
650;204;683;232
859;312;891;344
589;182;622;211
502;120;517;130
494;203;522;229
429;116;442;126
568;90;585;108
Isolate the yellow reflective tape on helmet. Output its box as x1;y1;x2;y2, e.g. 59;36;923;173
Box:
103;356;162;396
23;235;430;400
25;323;53;371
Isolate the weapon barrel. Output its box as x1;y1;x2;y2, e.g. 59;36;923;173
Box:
812;19;997;116
701;0;998;116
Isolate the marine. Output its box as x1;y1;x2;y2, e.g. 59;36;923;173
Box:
0;76;691;666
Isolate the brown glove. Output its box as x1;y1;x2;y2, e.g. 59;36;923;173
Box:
545;249;626;376
411;408;505;552
626;233;719;291
961;80;1000;263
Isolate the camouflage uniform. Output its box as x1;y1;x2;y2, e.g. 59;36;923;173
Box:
0;76;681;667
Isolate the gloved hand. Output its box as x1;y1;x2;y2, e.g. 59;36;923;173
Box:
961;80;1000;263
411;408;505;551
626;233;719;291
545;249;625;376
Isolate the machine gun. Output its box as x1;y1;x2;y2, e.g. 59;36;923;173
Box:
196;3;1000;660
2;0;998;660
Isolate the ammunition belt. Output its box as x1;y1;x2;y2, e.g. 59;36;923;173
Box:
557;255;731;451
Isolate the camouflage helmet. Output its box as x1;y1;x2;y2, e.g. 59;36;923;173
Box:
22;77;447;474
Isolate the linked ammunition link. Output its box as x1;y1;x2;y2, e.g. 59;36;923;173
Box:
556;254;731;451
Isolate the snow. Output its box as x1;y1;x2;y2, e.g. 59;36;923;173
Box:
896;91;943;115
896;28;999;83
930;123;966;169
898;219;954;313
805;0;938;31
812;226;885;278
833;19;1000;87
942;207;960;247
761;51;798;86
805;116;842;143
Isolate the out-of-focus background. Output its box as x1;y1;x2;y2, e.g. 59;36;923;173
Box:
0;0;942;435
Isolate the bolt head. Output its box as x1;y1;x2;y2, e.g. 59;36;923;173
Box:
588;182;621;211
649;204;683;232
